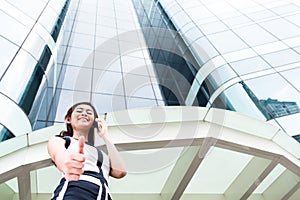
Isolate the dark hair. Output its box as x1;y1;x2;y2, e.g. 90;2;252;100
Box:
59;102;99;145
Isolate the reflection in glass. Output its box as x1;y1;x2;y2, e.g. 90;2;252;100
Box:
240;80;300;120
132;0;203;106
206;64;237;89
0;124;14;142
50;0;70;42
192;37;219;64
212;83;266;120
293;134;300;143
22;31;46;61
20;46;52;115
243;73;300;106
259;98;300;118
0;49;38;102
197;64;237;106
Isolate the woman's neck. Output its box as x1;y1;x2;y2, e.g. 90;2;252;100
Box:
73;130;89;141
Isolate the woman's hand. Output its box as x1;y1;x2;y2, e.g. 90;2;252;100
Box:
63;152;85;181
95;118;108;138
94;118;127;178
48;136;86;181
63;136;86;181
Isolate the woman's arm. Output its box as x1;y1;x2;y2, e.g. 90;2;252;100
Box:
47;136;86;181
96;119;127;179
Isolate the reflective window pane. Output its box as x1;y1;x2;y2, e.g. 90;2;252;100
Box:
121;56;148;75
207;30;248;53
233;24;277;46
123;73;155;99
285;13;300;27
126;96;159;109
64;47;93;68
229;56;272;75
212;83;266;120
0;37;18;77
0;10;30;45
271;3;300;15
200;20;228;35
92;93;126;114
275;113;300;136
92;69;124;95
206;64;237;90
94;50;121;72
247;9;276;21
262;49;300;68
22;31;46;61
38;6;58;34
223;14;252;27
7;0;47;19
58;65;92;92
243;73;300;119
0;49;37;102
68;32;95;50
280;67;300;91
259;18;300;40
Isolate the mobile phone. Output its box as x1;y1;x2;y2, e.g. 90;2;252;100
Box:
95;112;107;132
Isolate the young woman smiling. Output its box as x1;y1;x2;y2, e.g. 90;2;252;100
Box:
48;102;126;200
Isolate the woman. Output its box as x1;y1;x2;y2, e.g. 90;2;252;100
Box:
48;102;127;200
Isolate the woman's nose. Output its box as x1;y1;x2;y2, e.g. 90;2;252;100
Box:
80;112;88;116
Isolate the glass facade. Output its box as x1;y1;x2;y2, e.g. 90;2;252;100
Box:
154;0;300;140
1;0;299;141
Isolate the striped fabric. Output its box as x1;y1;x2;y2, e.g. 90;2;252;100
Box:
51;137;111;200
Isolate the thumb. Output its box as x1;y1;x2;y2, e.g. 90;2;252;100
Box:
78;136;85;154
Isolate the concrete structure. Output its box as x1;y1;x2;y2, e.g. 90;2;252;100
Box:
1;107;300;199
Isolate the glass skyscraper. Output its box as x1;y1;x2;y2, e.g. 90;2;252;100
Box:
0;0;300;199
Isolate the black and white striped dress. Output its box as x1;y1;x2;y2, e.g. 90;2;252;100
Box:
51;137;112;200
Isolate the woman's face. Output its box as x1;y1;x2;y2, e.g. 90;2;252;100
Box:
69;104;95;130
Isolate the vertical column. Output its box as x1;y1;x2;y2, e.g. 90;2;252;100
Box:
18;171;31;200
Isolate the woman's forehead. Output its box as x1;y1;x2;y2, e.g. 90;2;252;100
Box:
74;104;94;111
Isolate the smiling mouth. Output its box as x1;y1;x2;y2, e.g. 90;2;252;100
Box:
78;117;89;121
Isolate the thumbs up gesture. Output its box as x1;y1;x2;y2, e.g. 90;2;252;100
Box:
63;136;86;181
78;136;85;154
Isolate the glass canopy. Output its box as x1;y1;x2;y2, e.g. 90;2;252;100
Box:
0;106;299;200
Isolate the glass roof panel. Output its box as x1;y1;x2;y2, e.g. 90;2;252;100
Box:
185;147;253;193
